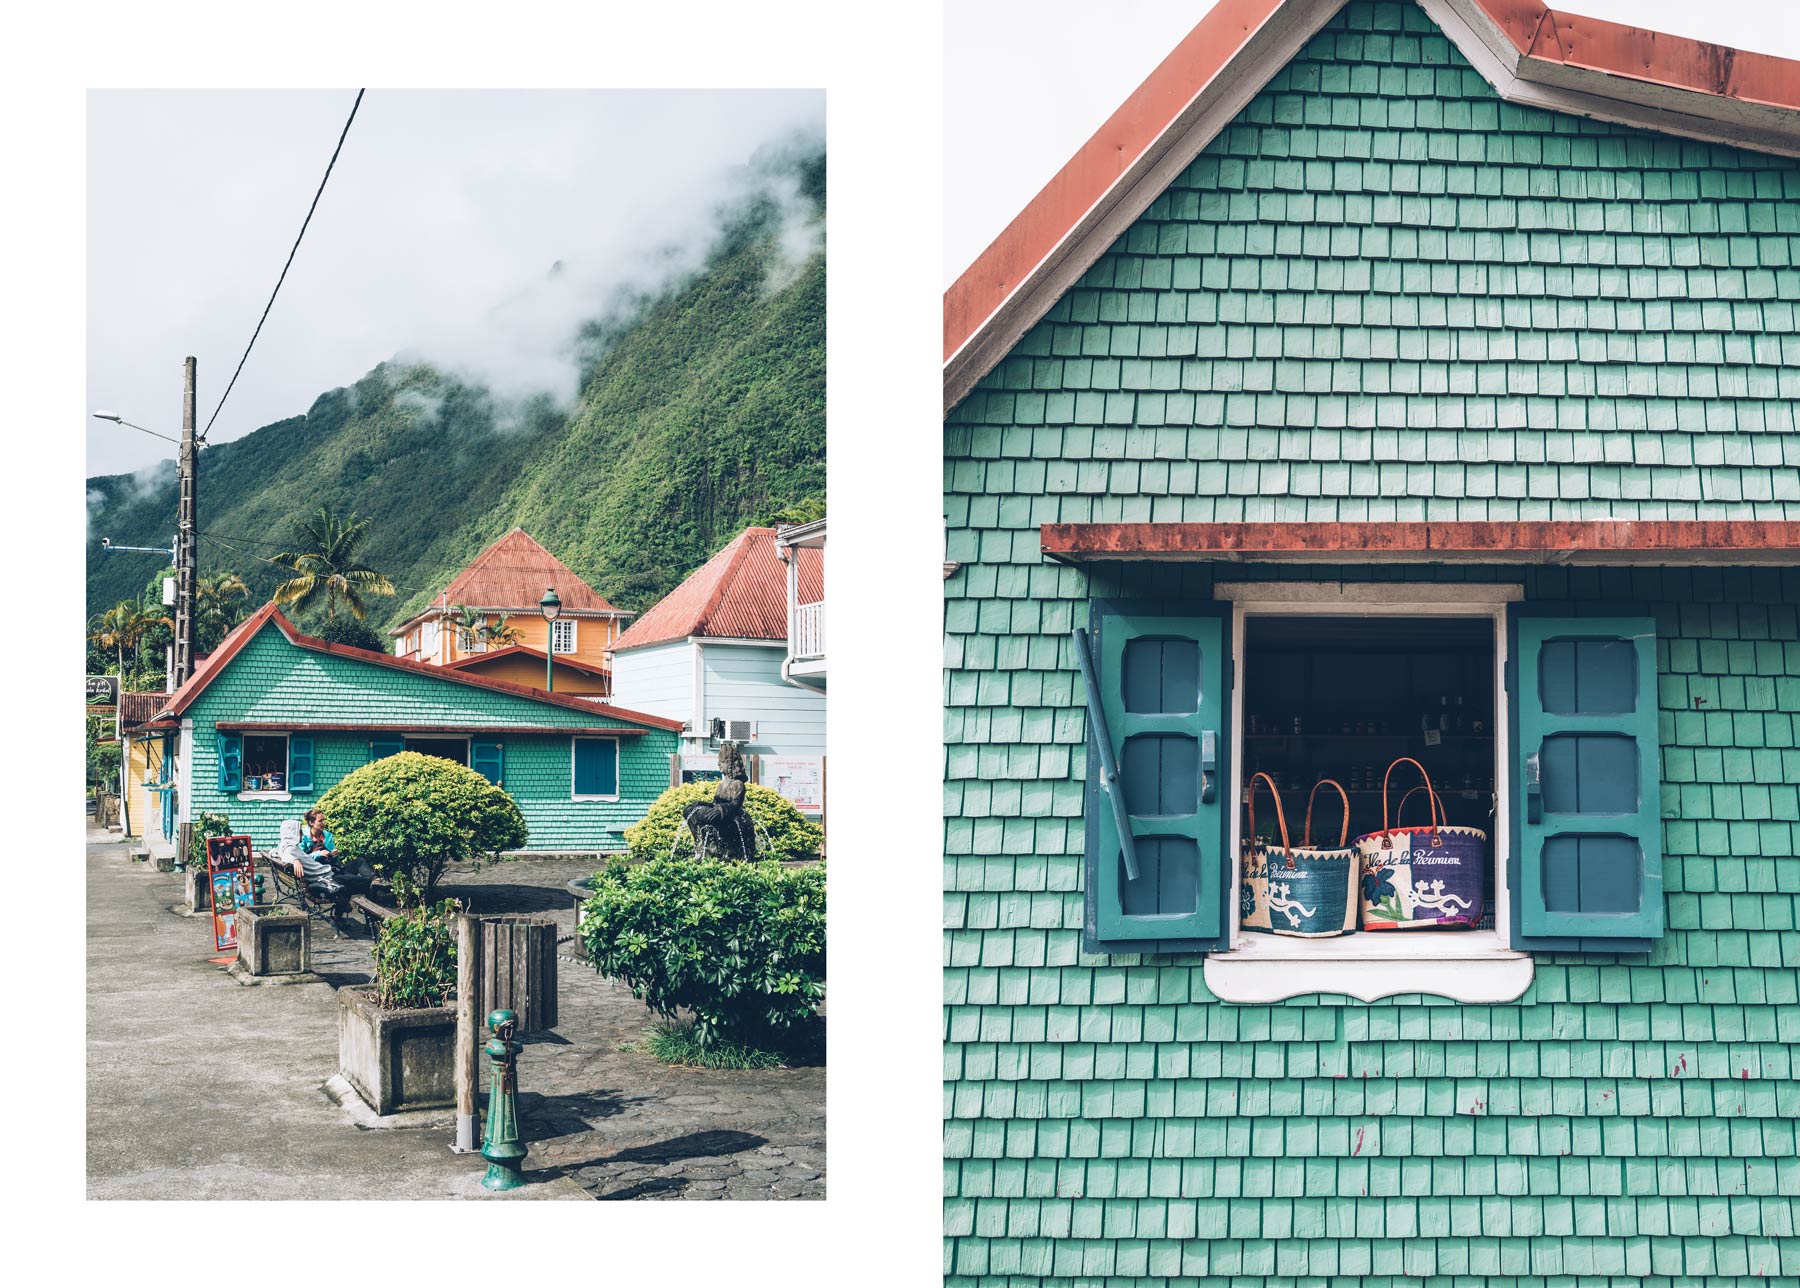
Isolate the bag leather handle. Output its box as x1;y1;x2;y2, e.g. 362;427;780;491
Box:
1303;778;1351;849
1380;757;1444;849
1245;772;1294;869
1396;784;1447;830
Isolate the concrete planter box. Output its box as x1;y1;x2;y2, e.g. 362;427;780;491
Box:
185;866;211;913
337;986;456;1115
236;905;309;976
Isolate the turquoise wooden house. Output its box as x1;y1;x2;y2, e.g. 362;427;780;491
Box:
150;601;681;855
944;2;1800;1283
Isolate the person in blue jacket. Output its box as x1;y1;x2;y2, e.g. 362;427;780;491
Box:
297;808;374;897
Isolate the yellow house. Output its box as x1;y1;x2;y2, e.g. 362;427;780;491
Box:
118;691;177;847
389;529;632;695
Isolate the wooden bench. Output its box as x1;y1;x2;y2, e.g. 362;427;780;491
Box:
262;853;352;939
349;893;399;937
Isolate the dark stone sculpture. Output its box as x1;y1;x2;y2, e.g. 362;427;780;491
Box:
682;742;758;860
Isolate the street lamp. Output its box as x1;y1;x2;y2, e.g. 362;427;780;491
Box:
92;409;181;445
539;587;562;693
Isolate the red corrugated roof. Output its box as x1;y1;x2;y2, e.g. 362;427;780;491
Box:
117;691;166;732
441;644;612;679
610;527;824;652
151;601;682;732
393;529;624;633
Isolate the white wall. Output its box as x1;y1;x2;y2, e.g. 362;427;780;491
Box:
609;639;695;729
703;641;826;758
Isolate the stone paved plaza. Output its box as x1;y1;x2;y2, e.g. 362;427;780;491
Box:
86;829;825;1200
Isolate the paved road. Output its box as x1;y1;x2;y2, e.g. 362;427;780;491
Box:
85;831;825;1200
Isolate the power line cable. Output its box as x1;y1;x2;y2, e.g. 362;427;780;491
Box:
201;88;366;443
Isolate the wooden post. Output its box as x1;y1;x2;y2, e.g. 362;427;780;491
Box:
670;752;681;790
452;911;483;1153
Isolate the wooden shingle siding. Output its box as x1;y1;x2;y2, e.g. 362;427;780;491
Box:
944;3;1800;1283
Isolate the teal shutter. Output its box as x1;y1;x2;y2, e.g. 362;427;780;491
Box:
288;737;314;792
367;736;403;764
1079;600;1231;953
216;733;241;792
573;739;618;797
1509;608;1663;952
472;740;504;785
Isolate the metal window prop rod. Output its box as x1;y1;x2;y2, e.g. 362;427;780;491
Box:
1071;626;1140;883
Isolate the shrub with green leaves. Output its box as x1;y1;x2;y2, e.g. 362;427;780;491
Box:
318;752;526;898
623;782;822;863
371;899;458;1010
189;812;234;868
581;857;825;1049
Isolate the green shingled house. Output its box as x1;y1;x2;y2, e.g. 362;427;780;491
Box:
150;601;681;855
944;1;1800;1283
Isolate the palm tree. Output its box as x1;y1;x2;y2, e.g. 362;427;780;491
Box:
195;571;250;650
269;507;396;621
88;601;172;676
481;613;521;647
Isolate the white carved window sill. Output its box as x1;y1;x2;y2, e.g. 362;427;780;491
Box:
1203;930;1534;1004
235;790;293;803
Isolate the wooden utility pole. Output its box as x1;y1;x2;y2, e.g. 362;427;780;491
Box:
452;912;483;1153
173;357;198;687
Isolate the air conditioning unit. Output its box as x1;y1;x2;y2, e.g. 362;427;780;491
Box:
709;718;757;743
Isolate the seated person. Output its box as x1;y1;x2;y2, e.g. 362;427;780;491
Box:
278;811;373;899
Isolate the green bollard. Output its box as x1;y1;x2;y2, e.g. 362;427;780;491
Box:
480;1009;526;1191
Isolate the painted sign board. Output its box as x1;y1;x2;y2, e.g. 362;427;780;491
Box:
86;675;119;709
680;751;722;785
206;834;256;952
764;756;824;814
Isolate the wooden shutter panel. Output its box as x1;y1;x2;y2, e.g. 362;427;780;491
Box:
367;737;403;764
287;737;314;791
472;740;504;786
1509;609;1663;952
216;733;242;792
1080;600;1232;953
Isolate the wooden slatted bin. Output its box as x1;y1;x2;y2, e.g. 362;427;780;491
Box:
475;914;558;1034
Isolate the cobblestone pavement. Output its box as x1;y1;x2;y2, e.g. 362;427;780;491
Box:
271;853;825;1200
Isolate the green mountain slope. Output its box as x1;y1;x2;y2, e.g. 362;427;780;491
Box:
86;146;825;631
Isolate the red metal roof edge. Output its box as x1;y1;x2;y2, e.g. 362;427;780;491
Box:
152;603;682;732
944;0;1800;370
440;645;613;679
214;722;651;736
1482;1;1800;110
1040;519;1800;557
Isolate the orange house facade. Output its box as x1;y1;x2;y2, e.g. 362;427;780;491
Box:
390;529;632;696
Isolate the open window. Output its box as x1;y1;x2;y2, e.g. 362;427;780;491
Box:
217;731;313;798
1079;585;1664;1003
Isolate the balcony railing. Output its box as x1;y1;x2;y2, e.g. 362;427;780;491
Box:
793;601;825;660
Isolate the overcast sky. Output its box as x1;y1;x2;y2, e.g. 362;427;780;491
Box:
946;0;1800;285
87;88;823;478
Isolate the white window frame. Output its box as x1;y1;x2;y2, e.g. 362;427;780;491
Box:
458;626;487;655
1202;581;1534;1004
420;619;441;663
551;618;578;655
237;732;292;801
570;736;620;801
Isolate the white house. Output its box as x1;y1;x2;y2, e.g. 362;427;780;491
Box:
775;517;825;692
608;525;826;760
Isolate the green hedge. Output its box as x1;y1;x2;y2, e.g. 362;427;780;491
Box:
581;857;825;1049
622;781;822;863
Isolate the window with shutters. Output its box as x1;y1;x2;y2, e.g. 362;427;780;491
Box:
551;619;578;654
227;732;313;799
1078;584;1662;1003
572;737;619;799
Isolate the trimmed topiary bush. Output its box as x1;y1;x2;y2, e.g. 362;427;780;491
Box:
318;752;526;899
581;857;825;1050
623;782;822;863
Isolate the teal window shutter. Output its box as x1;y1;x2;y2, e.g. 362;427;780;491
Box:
367;737;403;764
216;733;242;792
472;740;504;785
288;737;314;792
1078;600;1232;953
1509;608;1663;952
573;738;618;797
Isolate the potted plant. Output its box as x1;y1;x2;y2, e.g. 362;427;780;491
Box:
184;812;234;912
337;886;460;1115
236;904;310;976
